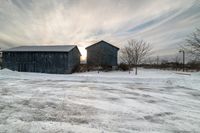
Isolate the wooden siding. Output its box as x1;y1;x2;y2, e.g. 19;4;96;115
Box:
2;48;80;74
87;41;118;66
68;46;81;73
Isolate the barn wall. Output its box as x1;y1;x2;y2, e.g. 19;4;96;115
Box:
68;47;80;73
87;44;101;66
2;52;70;74
87;42;118;66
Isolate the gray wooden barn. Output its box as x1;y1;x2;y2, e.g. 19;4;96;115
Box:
2;45;81;74
86;40;119;67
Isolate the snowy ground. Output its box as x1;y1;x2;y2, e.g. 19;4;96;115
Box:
0;69;200;133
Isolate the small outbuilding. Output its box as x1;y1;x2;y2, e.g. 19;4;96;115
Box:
86;40;119;68
2;45;81;74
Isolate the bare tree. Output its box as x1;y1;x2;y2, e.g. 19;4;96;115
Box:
120;45;134;73
130;40;151;75
184;28;200;61
120;40;151;75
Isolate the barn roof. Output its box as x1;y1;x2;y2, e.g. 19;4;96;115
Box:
86;40;119;50
2;45;77;52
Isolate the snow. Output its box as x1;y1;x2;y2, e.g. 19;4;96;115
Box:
0;68;200;133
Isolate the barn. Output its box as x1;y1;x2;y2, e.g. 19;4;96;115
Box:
2;45;81;74
86;40;119;68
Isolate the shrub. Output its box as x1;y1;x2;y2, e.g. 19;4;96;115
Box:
118;63;129;71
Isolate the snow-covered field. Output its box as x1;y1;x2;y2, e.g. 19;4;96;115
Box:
0;69;200;133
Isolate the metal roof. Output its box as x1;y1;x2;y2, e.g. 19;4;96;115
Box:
86;40;119;50
2;45;76;52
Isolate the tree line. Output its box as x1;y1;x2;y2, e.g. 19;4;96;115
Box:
119;28;200;74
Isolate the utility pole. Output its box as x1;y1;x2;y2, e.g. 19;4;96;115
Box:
179;50;185;72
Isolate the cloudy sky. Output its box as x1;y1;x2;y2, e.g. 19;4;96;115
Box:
0;0;200;57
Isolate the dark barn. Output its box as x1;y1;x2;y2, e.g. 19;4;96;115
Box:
2;45;81;74
86;40;119;68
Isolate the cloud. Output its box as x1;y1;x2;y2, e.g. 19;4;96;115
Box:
0;0;200;57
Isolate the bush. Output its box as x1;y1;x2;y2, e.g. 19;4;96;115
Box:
86;65;112;72
118;63;129;71
101;65;112;72
75;64;88;72
187;61;200;71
